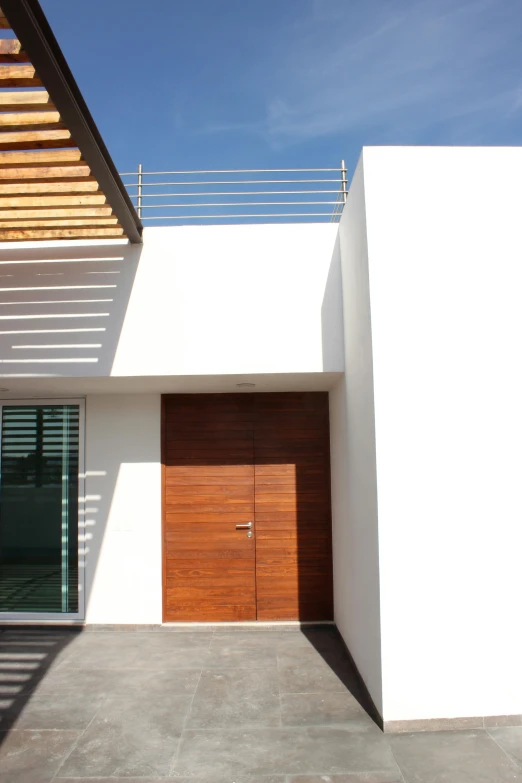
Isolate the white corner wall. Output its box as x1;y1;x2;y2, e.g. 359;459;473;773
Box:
360;146;522;722
84;394;162;623
330;158;383;715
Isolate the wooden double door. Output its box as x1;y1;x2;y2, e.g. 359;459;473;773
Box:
162;393;333;622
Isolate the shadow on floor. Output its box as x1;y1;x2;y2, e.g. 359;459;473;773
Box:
0;625;82;741
301;624;383;729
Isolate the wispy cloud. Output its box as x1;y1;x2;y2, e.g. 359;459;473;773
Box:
201;0;522;146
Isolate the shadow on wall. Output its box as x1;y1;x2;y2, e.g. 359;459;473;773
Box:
0;241;142;379
82;395;161;624
321;232;345;372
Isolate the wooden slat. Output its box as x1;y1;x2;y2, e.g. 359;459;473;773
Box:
257;596;330;621
167;443;253;455
166;428;253;442
256;574;331;593
255;511;327;524
254;392;333;621
256;558;331;575
255;479;325;490
0;128;75;151
166;560;253;578
165;532;254;552
166;503;253;514
166;489;253;503
165;465;253;478
166;474;253;487
165;394;254;418
255;465;322;477
165;603;255;622
166;485;253;500
0;227;124;240
0;40;30;63
166;579;256;594
256;503;327;515
167;444;253;455
165;547;253;561
256;531;330;545
0;217;120;228
0;178;99;195
0;194;106;207
166;456;254;468
0;64;42;87
0;165;91;180
0;207;113;219
0;149;82;166
166;526;255;544
165;513;254;526
166;424;254;437
255;473;323;484
0;9;10;28
166;585;255;601
0;91;55;111
0;112;62;131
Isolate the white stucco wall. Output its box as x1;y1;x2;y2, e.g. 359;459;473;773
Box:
84;393;162;623
361;146;522;722
0;223;341;381
113;223;340;375
329;159;383;715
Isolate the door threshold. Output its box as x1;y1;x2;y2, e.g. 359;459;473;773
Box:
161;621;335;627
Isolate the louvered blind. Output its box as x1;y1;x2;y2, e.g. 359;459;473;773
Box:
0;405;80;613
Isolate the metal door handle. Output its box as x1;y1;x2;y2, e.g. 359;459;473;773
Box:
236;522;252;529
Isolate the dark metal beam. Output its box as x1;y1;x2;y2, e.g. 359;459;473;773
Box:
1;0;143;243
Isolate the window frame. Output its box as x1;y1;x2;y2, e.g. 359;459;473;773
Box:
0;397;85;622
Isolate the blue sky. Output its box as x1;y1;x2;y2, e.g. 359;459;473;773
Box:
41;0;522;178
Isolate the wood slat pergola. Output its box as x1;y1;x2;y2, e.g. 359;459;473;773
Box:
0;2;142;242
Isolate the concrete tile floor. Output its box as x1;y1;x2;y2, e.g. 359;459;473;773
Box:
0;626;521;782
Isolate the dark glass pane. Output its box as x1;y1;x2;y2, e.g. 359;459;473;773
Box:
0;405;80;613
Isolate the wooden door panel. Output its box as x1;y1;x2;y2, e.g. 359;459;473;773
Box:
162;392;333;623
163;394;255;622
254;392;333;621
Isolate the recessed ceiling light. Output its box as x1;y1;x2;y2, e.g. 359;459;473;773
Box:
236;382;256;388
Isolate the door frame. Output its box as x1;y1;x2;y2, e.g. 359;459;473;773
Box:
0;397;86;623
161;395;167;623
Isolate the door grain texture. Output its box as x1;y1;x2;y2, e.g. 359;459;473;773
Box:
162;393;333;622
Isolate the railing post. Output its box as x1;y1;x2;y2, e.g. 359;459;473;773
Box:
137;163;143;218
340;159;348;204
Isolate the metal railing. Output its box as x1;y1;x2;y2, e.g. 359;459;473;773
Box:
119;161;348;225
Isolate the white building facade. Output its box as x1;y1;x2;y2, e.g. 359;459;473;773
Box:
1;146;521;729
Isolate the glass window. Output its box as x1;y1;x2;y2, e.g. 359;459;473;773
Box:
0;405;80;613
